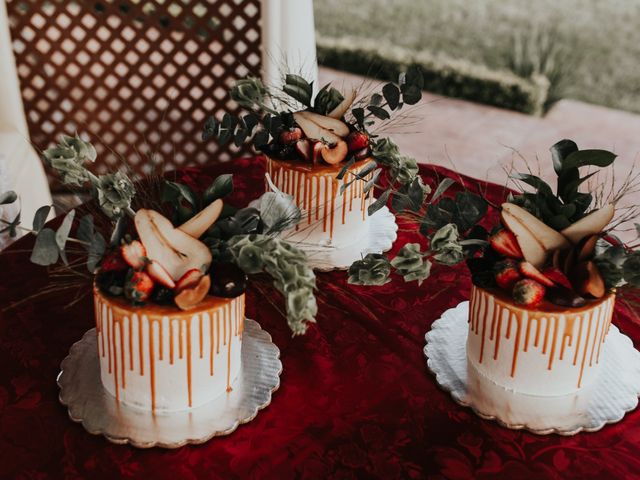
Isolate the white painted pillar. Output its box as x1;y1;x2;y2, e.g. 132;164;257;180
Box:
260;0;318;92
0;0;29;136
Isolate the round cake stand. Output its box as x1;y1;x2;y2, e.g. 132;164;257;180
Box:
424;301;640;435
291;205;398;271
57;319;281;448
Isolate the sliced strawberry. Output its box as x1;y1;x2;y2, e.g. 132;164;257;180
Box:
512;279;546;307
146;260;176;289
346;131;369;151
494;259;521;291
489;229;523;259
121;240;146;270
124;270;154;303
519;261;554;287
279;127;303;144
541;267;573;289
175;268;204;291
295;139;311;161
100;249;128;272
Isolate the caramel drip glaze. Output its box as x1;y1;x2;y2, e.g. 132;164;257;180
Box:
94;286;245;412
266;156;375;240
469;286;615;388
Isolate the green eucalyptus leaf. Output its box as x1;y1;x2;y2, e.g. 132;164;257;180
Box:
370;93;383;106
363;169;382;194
510;173;554;196
431;178;456;202
367;105;390;120
0;191;17;205
455;191;487;231
336;157;356;181
163;180;198;207
30;228;59;266
550;139;578;174
563;149;617;170
562;171;598;199
204;174;234;204
55;210;76;252
368;189;391;216
282;84;311;107
87;232;106;272
253;129;270;148
623;252;640;287
404;65;425;90
202;116;218;140
348;253;391;286
401;84;422;105
382;83;400;110
352;107;365;128
77;214;95;244
32;205;52;232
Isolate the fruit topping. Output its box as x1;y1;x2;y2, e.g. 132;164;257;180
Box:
545;286;587;308
135;209;212;281
512;279;546;307
292;112;341;144
327;88;356;119
561;204;614;244
178;199;224;239
489;229;523;259
320;140;349;165
311;141;324;165
124;270;154;303
100;249;128;272
121;240;147;270
295;139;312;161
346;131;369;152
209;262;248;298
501;202;570;254
518;261;555;287
174;274;211;310
494;259;521;290
175;268;204;291
541;267;573;289
577;234;598;261
146;260;176;289
279;127;303;144
572;260;606;298
294;110;350;137
150;285;175;305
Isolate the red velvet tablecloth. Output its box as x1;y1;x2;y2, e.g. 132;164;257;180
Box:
1;157;640;479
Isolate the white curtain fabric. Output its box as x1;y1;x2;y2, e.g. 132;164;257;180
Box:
0;0;53;249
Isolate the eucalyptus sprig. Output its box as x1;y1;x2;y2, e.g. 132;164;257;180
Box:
227;234;317;335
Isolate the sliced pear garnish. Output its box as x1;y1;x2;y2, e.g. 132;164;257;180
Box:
292;112;342;144
178;199;223;239
561;203;614;244
502;203;570;251
134;209;212;280
500;210;548;268
327;89;357;119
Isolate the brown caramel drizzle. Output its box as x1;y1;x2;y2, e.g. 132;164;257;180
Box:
95;292;245;412
266;157;374;240
469;287;614;387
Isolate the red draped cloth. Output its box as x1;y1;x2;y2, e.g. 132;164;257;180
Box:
1;157;639;479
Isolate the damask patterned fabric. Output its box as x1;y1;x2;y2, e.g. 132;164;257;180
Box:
0;157;638;479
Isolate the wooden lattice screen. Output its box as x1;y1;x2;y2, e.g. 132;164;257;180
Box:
7;0;261;186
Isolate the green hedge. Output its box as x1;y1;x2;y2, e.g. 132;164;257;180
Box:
316;35;550;116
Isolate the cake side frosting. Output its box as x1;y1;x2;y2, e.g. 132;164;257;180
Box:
94;287;244;412
467;285;614;395
266;156;375;247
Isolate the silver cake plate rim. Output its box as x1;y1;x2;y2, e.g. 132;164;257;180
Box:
57;318;282;448
423;301;640;436
287;205;398;272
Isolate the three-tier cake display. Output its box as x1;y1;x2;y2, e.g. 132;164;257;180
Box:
203;69;430;269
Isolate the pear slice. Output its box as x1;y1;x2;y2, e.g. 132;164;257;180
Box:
294;111;350;138
135;209;212;280
178;199;223;239
501;203;570;251
292;112;341;144
500;210;548;268
561;203;614;244
327;89;357;119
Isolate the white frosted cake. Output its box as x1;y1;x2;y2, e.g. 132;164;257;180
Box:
266;156;375;247
94;286;245;412
467;285;614;395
